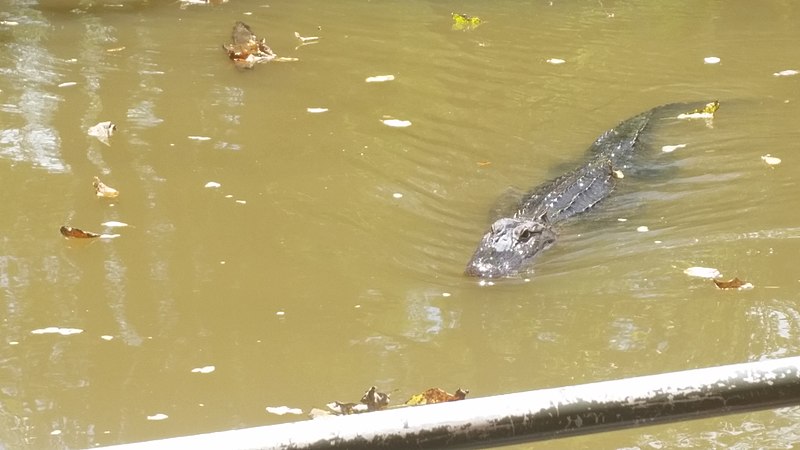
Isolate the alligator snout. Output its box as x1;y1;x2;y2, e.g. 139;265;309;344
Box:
465;217;556;278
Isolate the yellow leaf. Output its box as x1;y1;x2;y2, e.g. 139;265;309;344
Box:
452;13;482;31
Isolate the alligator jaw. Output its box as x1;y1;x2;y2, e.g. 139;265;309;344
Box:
465;217;556;278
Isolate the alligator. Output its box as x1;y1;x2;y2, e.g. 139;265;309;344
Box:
464;101;717;278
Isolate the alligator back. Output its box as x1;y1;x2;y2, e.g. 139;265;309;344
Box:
517;108;653;223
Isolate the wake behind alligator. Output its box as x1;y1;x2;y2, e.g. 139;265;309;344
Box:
465;101;717;278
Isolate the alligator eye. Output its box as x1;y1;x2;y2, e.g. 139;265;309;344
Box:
515;227;535;243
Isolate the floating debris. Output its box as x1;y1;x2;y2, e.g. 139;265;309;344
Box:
224;21;277;68
713;277;754;290
704;56;721;64
190;365;216;374
392;192;403;199
366;75;395;83
546;58;566;65
93;176;119;198
87;121;116;146
204;181;221;188
661;144;687;153
188;136;212;141
325;402;367;415
381;119;412;128
223;21;298;69
101;221;129;228
405;388;469;406
636;225;649;232
677;100;719;119
58;82;77;88
452;12;482;31
294;31;319;43
761;154;781;166
61;226;100;239
31;327;84;336
266;406;303;416
360;386;390;412
772;69;798;77
684;266;721;279
106;46;126;53
179;0;228;8
60;226;119;239
146;413;169;421
306;107;328;113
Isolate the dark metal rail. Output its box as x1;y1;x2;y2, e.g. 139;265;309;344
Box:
95;356;800;449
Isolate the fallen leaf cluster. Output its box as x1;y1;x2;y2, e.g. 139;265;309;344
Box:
223;21;278;69
309;385;468;419
60;176;125;240
222;22;300;69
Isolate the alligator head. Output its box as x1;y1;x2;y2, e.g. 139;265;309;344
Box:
465;216;557;278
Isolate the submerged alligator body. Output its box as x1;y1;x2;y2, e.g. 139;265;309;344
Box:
465;103;707;278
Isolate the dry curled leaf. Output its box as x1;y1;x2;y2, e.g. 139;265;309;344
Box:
360;386;391;411
87;121;116;146
60;226;100;239
713;277;753;290
93;176;119;198
405;387;469;406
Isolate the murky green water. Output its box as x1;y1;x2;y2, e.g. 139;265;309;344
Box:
1;0;800;448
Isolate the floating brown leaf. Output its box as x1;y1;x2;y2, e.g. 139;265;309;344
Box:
93;176;119;198
713;277;749;289
404;387;469;406
60;226;100;239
